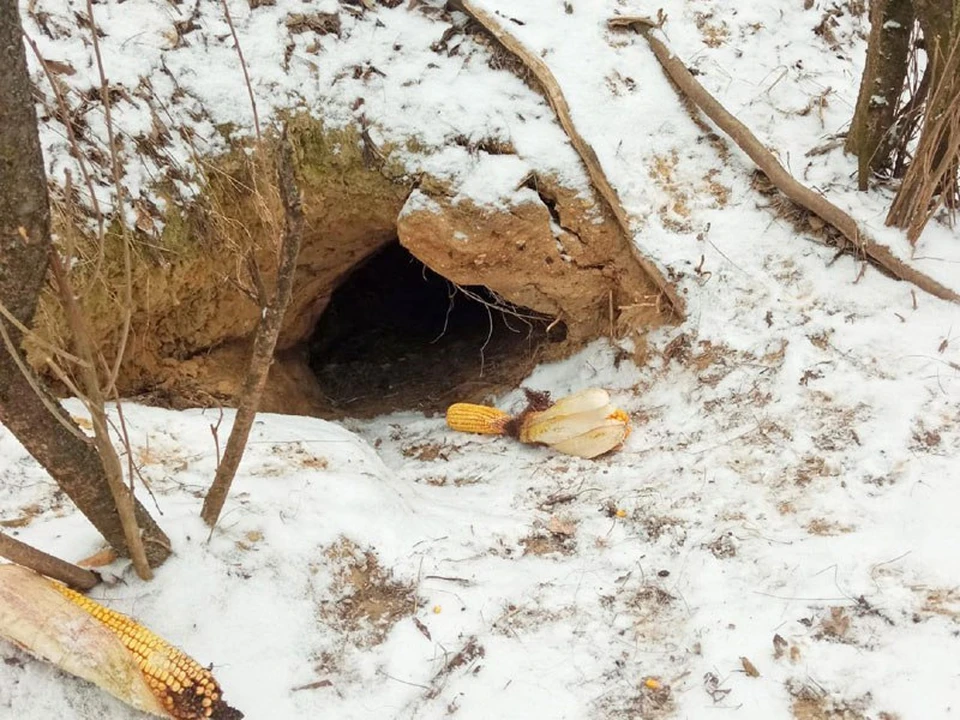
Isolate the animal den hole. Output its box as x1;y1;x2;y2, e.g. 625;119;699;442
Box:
308;241;566;418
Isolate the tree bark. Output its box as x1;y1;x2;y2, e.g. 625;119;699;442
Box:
0;532;99;591
846;0;915;190
0;0;170;567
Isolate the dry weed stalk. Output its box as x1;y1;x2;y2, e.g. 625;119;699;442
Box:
84;0;134;397
611;16;960;304
887;28;960;243
221;0;261;142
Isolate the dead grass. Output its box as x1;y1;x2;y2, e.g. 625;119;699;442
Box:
787;679;895;720
520;515;578;556
649;151;693;231
805;518;855;536
317;537;417;646
595;678;676;719
914;586;960;622
401;441;457;462
492;599;575;636
694;12;730;48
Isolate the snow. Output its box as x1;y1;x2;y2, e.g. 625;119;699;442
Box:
4;1;960;719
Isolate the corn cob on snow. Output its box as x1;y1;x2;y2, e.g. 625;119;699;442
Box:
0;564;242;719
445;403;512;435
446;388;631;459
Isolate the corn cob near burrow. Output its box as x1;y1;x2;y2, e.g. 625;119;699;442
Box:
0;564;242;720
445;403;512;435
446;388;631;459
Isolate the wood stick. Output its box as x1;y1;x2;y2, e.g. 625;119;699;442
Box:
48;251;154;581
201;131;304;528
0;532;99;591
451;0;685;321
610;16;960;304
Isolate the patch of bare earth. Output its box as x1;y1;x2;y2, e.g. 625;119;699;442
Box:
317;537;417;646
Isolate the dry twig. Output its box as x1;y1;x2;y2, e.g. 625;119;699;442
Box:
451;0;685;321
201;130;304;527
48;251;153;580
84;0;134;396
611;16;960;304
221;0;261;141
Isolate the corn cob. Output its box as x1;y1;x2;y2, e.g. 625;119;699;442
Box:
445;403;512;435
0;564;242;720
50;581;240;719
446;389;631;459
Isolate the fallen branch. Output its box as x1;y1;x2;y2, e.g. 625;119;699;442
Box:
201;130;304;528
609;16;960;305
450;0;685;321
0;532;99;590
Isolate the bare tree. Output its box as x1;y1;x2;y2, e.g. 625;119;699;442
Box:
846;0;915;189
0;0;170;568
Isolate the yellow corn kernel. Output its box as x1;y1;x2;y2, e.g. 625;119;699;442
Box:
607;409;632;439
49;582;241;720
445;403;512;435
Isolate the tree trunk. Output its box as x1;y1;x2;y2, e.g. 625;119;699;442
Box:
0;0;170;567
846;0;915;190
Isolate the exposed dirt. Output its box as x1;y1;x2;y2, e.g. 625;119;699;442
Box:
317;537;417;647
29;121;675;419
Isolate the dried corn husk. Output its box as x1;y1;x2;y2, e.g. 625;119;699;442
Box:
0;564;241;719
520;389;631;459
445;388;631;459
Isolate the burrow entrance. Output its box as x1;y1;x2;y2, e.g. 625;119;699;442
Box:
307;241;566;418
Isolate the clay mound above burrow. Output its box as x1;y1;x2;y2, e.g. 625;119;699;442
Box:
28;122;679;418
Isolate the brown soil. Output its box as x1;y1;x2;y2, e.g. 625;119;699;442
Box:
317;537;417;646
29;120;675;419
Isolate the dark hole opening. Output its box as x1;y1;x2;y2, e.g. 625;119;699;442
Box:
308;240;566;418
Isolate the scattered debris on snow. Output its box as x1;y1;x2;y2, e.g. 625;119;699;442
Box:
3;0;960;719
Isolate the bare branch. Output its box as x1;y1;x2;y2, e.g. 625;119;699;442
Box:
221;0;261;141
613;17;960;304
84;0;133;398
48;250;153;580
0;533;99;590
201;131;304;527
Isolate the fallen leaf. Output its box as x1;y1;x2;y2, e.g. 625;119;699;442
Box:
740;656;760;677
76;547;118;568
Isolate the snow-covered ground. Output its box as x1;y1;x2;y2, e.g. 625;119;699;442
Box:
3;1;960;719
